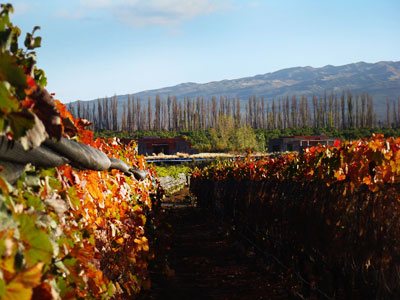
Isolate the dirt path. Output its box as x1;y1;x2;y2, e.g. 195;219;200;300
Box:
142;188;294;300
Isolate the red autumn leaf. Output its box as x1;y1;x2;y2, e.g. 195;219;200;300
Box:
32;282;53;300
333;139;340;147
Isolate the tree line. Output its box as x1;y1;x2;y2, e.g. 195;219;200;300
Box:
68;91;399;132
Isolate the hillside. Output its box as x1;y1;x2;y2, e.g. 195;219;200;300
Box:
72;61;400;119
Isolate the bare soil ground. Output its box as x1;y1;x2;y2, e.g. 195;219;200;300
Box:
140;187;298;300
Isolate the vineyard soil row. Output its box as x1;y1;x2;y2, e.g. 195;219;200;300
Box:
142;188;294;299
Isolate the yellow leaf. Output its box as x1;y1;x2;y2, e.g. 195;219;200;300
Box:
19;262;43;287
3;262;44;300
3;263;42;300
363;176;371;185
0;253;15;275
4;281;32;300
86;173;103;200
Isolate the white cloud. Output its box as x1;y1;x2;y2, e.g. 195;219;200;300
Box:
54;8;86;20
250;2;261;7
79;0;113;9
76;0;231;26
13;2;38;16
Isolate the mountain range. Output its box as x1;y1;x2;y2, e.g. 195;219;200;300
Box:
73;61;400;119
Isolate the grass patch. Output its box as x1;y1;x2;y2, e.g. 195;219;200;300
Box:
154;164;191;179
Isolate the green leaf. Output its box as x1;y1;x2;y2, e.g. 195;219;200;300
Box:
34;68;47;87
0;81;19;112
33;36;41;48
25;193;44;211
57;277;74;299
107;282;116;297
7;109;35;140
0;278;6;299
0;117;4;132
9;27;21;54
31;26;40;35
0;15;9;32
47;177;61;190
0;238;5;257
0;52;27;89
23;33;32;49
62;258;77;268
0;4;13;32
88;235;95;245
16;214;53;266
66;186;80;209
40;169;55;178
24;27;41;50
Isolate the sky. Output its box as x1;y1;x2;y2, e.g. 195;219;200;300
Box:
7;0;400;103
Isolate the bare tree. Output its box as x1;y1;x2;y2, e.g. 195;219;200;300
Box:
147;96;152;130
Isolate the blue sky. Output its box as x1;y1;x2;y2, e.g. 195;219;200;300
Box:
8;0;400;103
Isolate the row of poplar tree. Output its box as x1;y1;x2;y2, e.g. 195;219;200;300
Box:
68;91;398;132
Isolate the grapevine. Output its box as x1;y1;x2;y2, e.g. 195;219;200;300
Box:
191;136;400;298
0;5;162;299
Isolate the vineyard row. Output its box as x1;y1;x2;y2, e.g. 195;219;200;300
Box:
191;136;400;299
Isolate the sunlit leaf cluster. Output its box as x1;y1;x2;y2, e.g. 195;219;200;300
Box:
0;107;161;299
192;135;400;190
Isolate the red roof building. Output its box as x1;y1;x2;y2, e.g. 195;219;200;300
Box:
136;137;199;155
